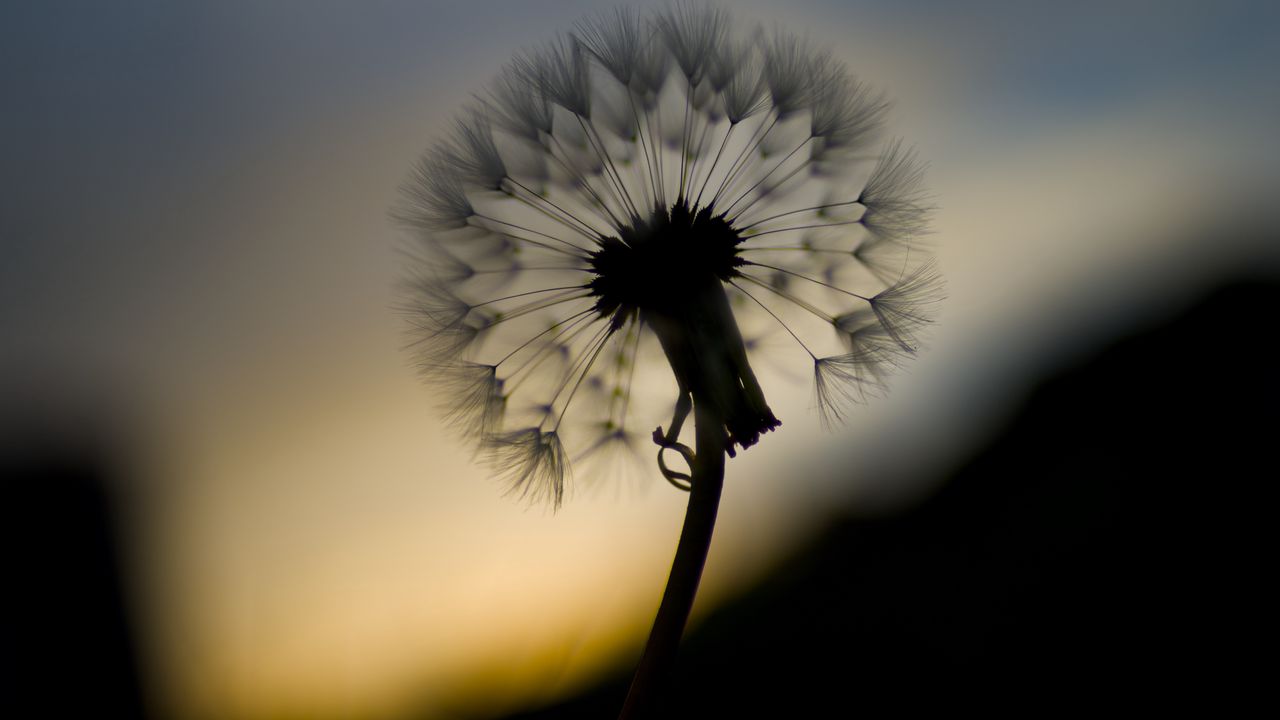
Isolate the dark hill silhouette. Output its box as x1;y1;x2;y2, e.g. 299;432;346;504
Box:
497;272;1278;718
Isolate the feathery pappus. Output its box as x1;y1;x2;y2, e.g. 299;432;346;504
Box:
394;4;942;509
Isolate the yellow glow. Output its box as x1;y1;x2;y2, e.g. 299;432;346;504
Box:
136;353;772;718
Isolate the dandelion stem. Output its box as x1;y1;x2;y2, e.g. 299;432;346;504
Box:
577;115;639;220
468;264;590;276
551;323;616;431
693;121;734;209
616;319;643;424
736;199;862;231
723;135;812;218
503;177;604;241
651;99;667;205
736;274;835;328
743;260;871;301
627;93;660;208
683;115;714;201
678;76;693;201
589;120;642;219
545;133;626;226
712;113;777;206
471;285;587;310
728;159;817;222
728;153;817;223
482;292;591;331
472;213;591;258
619;399;726;720
503;313;599;396
738;246;848;254
742;217;864;238
495;307;596;368
728;278;818;358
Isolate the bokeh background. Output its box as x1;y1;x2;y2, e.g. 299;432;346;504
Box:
3;1;1278;717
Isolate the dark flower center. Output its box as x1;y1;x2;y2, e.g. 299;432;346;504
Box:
587;200;744;324
587;200;779;452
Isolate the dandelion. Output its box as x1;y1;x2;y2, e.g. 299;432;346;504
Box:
394;4;940;715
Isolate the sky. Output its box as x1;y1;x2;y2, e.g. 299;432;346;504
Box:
3;1;1278;718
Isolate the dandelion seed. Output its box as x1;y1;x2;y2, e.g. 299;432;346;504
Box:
481;65;553;142
761;29;820;117
437;362;506;442
574;8;645;86
858;139;933;241
868;260;946;352
440;108;508;191
486;428;570;507
809;71;888;164
814;354;885;429
395;151;475;231
719;43;769;124
515;37;593;119
653;3;727;81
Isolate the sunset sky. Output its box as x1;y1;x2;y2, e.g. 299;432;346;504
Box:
3;1;1278;717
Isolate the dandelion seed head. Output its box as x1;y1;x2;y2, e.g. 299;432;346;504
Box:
396;4;942;506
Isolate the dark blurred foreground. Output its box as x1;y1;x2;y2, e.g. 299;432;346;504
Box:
1;409;145;717
501;271;1278;718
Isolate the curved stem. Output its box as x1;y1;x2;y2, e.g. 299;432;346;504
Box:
619;400;726;719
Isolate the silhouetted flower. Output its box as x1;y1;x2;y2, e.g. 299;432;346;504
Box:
395;4;941;508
